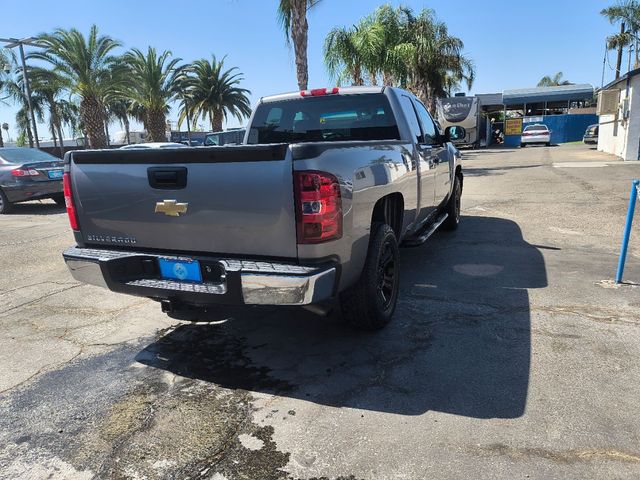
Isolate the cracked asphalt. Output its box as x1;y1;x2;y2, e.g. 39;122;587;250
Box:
1;144;640;479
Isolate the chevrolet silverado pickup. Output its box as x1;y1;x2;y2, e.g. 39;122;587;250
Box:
62;86;465;330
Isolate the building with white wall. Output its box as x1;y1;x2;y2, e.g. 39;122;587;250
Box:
598;69;640;161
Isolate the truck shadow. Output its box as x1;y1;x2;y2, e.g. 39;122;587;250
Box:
136;216;547;419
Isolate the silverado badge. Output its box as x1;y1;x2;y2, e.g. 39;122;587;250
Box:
155;200;188;217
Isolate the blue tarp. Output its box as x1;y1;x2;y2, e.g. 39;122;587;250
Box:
503;114;598;147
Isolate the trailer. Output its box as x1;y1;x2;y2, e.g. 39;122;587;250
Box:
436;96;488;148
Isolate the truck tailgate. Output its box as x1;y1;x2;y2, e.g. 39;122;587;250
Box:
69;145;298;258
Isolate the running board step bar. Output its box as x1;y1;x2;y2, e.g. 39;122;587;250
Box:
402;213;449;247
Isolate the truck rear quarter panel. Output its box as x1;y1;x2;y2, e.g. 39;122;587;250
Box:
293;141;417;290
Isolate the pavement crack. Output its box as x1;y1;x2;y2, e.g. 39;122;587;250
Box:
0;345;84;395
0;284;82;317
0;280;79;296
0;231;67;247
470;443;640;464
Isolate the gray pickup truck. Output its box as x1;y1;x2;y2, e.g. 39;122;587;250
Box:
62;86;465;330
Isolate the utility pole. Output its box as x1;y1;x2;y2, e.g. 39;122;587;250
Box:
0;37;42;148
602;41;607;88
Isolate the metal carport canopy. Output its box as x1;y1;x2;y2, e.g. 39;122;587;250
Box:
502;84;594;105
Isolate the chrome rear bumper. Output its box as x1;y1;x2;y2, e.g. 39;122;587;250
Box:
63;246;336;306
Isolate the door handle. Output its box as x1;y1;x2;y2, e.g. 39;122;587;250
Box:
147;167;188;189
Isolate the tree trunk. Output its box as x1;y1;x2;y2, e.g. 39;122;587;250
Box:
425;95;436;116
56;121;65;158
291;0;309;90
185;108;192;144
26;122;34;148
416;81;434;115
51;122;58;148
0;128;3;148
147;109;167;142
616;22;625;79
382;71;394;86
124;116;131;144
80;96;107;148
352;64;364;86
211;108;223;133
369;71;378;86
104;120;110;146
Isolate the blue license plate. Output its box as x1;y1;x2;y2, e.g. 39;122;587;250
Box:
48;169;63;179
158;258;202;282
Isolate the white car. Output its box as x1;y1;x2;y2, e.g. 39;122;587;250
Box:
521;124;551;147
119;142;188;150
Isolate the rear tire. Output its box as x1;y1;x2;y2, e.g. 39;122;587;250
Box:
546;142;551;147
521;143;527;148
340;223;399;331
51;193;65;206
0;189;13;214
442;174;462;231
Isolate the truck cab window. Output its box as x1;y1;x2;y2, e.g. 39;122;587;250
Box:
414;100;439;145
248;94;399;144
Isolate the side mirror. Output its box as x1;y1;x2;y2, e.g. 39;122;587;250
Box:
445;126;466;142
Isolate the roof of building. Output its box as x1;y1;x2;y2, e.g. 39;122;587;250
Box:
600;67;640;91
476;93;503;107
502;84;594;105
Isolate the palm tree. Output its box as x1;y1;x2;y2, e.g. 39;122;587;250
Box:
277;0;321;90
31;25;124;148
179;56;251;132
369;5;411;86
537;72;573;87
3;77;45;148
29;67;70;157
175;73;196;144
602;1;640;71
325;6;474;112
57;99;80;143
0;49;17;148
394;8;474;113
107;98;133;144
324;19;385;86
324;26;363;86
607;28;633;78
123;47;183;142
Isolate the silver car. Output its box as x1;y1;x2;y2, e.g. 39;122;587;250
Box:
521;124;551;147
119;142;188;150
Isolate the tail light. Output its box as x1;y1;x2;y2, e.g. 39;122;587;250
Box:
300;87;339;97
11;168;40;177
294;171;342;244
63;172;79;231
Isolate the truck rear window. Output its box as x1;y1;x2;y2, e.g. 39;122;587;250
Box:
247;93;400;144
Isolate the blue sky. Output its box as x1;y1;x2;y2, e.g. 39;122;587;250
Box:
0;0;621;139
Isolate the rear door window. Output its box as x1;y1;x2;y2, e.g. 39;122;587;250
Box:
399;95;423;144
248;93;400;144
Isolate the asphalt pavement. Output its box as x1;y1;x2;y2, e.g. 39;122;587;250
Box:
1;143;639;479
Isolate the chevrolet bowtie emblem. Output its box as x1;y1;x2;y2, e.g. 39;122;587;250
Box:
155;199;188;217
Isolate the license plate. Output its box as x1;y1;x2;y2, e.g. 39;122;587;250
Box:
158;258;202;282
48;169;63;179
